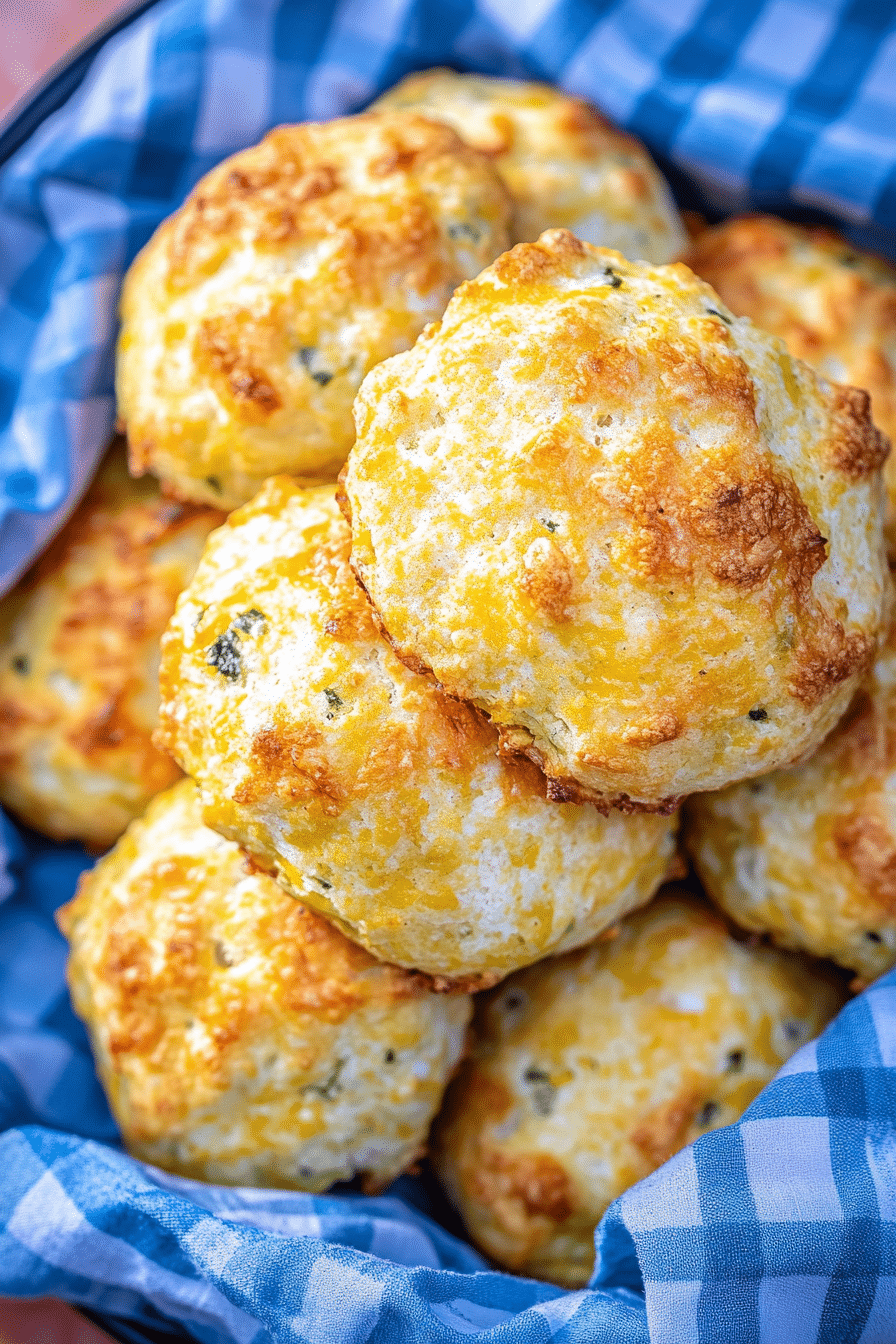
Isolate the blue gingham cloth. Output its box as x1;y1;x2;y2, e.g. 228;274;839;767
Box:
2;0;896;1340
2;0;896;591
2;815;895;1344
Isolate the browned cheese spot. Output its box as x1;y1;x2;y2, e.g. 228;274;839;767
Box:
834;810;896;916
497;749;549;806
0;698;48;732
586;340;832;596
570;340;639;405
322;607;372;643
424;690;496;768
692;475;828;591
241;849;281;880
69;690;137;756
490;229;587;287
520;536;573;622
271;898;432;1015
630;1083;706;1168
169;142;341;272
828;383;890;479
428;969;504;994
477;112;514;156
198;316;283;418
472;1144;575;1250
558;95;616;142
615;166;651;202
127;436;153;476
314;533;380;644
789;624;873;708
621;712;682;748
234;723;346;813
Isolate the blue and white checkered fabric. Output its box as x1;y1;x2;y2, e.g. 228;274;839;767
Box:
2;0;896;1340
2;814;895;1344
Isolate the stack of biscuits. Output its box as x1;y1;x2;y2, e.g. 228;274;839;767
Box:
4;70;896;1287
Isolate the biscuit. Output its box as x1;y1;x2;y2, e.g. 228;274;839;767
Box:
156;479;677;982
686;617;896;981
373;69;684;259
117;112;511;509
344;230;890;811
59;779;471;1190
433;891;845;1286
686;215;896;543
0;445;222;849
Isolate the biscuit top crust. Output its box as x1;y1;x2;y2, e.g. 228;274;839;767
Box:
686;214;896;540
157;479;540;824
373;69;685;259
432;890;845;1285
164;112;503;295
157;476;675;978
117;111;511;509
684;615;896;980
0;444;223;848
345;230;890;809
59;778;436;1138
686;215;896;445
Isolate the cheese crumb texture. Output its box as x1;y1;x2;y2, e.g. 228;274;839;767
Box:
60;778;472;1191
434;891;845;1286
345;230;890;811
117;111;511;509
0;444;222;849
157;480;677;981
687;618;896;980
373;69;684;259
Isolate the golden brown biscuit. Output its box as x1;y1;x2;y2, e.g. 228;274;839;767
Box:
0;446;222;849
686;616;896;981
373;69;684;259
344;230;890;812
156;478;677;982
686;215;896;543
59;779;471;1190
433;891;846;1286
117;112;511;510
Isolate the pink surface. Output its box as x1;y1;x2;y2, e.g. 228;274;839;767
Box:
0;0;127;122
0;1298;116;1344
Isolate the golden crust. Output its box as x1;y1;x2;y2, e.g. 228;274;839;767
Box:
372;69;684;259
156;478;677;979
345;230;890;810
117;112;511;509
433;891;846;1286
0;445;222;849
685;216;896;544
60;778;471;1190
685;616;896;979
